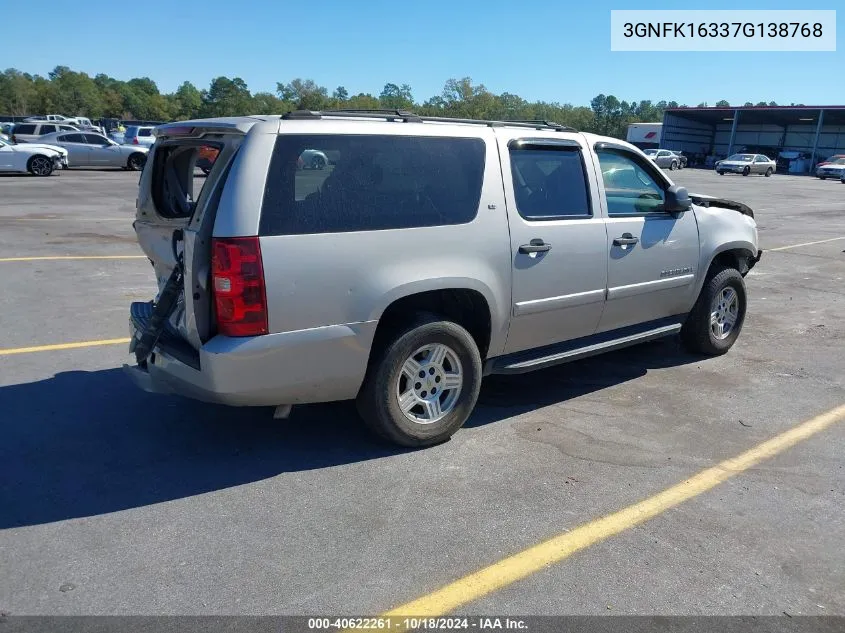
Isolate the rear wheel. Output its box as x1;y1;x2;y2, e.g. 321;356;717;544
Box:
818;176;826;180
669;160;678;171
681;266;747;356
742;166;750;176
717;170;724;175
127;153;145;171
27;155;54;177
356;315;482;447
765;167;773;177
311;155;326;170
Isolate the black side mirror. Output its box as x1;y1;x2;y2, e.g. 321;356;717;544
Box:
664;185;691;217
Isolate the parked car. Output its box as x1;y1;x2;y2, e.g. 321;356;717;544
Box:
23;114;73;123
816;154;845;167
37;131;148;170
123;125;155;147
0;136;68;175
715;153;776;176
815;157;845;180
669;150;688;168
299;148;329;169
644;148;683;170
125;112;761;447
10;122;80;143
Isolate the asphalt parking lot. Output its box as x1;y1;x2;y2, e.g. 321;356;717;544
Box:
1;167;844;617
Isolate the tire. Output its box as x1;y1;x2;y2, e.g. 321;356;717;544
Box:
311;155;326;170
356;314;482;447
717;171;724;175
681;266;747;356
742;166;750;176
818;176;826;180
127;153;145;171
669;160;677;171
27;155;54;177
765;167;773;177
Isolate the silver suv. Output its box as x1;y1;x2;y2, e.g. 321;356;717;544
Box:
126;110;762;447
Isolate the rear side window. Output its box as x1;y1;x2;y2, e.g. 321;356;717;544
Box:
15;125;35;135
38;125;57;135
139;128;153;137
60;134;86;143
260;134;486;236
509;145;591;220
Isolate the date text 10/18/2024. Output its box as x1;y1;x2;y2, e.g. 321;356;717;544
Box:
307;617;528;630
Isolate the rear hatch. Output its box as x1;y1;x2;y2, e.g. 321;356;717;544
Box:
131;118;259;367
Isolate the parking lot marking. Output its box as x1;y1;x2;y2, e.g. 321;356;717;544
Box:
0;338;131;356
0;255;146;263
768;237;845;251
383;404;845;618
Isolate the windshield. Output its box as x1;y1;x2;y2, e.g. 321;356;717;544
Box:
727;154;754;162
831;158;845;165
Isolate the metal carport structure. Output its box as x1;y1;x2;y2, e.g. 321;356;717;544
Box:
661;106;845;173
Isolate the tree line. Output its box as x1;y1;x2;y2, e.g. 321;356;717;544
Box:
0;66;785;139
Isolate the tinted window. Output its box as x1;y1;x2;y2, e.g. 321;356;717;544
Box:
596;149;666;216
260;134;486;236
509;147;591;220
60;134;86;143
38;125;57;135
84;134;108;144
59;125;77;131
14;125;36;135
138;128;153;137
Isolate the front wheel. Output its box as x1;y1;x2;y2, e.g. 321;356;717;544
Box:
27;155;54;177
311;155;326;170
717;171;724;175
356;315;482;447
765;167;773;177
818;176;826;180
681;267;747;356
742;166;750;176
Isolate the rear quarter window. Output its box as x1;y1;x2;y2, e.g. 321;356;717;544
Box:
259;134;486;236
15;124;36;135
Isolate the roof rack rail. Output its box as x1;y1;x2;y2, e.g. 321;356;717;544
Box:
505;119;576;131
281;109;577;132
282;108;422;123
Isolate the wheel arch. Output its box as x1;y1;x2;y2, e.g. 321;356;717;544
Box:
366;282;500;370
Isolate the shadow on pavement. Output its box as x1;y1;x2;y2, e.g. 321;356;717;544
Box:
0;338;699;528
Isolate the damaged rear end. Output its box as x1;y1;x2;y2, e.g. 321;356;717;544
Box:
125;116;278;400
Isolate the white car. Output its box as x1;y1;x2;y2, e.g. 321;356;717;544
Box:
0;137;69;176
11;122;81;143
715;153;776;177
815;157;845;180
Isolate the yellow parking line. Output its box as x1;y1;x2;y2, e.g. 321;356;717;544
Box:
383;404;845;619
768;237;845;251
0;338;131;356
0;255;146;262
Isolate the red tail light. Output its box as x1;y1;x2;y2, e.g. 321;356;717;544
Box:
132;137;139;144
211;237;268;337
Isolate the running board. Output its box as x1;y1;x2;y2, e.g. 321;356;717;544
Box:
485;317;685;375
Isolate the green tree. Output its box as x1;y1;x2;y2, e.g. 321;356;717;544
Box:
715;100;730;107
276;78;328;110
170;81;202;119
333;86;349;102
201;76;252;117
379;83;414;110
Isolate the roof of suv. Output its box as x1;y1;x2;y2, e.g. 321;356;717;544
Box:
155;111;578;138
